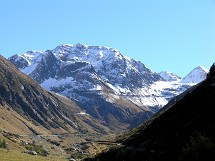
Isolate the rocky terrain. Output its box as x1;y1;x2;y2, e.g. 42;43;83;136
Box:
9;44;209;130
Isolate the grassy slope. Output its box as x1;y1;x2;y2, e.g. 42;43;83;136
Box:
0;106;50;135
0;134;66;161
0;150;66;161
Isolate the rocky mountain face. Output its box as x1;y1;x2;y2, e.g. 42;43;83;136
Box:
159;71;181;81
85;64;215;161
8;44;208;130
9;44;162;130
0;55;109;135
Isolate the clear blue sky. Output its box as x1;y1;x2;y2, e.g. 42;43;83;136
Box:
0;0;215;77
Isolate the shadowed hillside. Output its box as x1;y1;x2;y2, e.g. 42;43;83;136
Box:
85;64;215;161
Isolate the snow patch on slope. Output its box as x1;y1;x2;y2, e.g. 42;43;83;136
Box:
41;77;74;90
151;81;195;101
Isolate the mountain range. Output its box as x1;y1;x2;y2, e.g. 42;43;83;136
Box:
8;43;208;130
0;43;211;160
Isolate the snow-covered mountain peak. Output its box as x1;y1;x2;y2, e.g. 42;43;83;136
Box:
181;66;209;83
159;71;181;82
51;43;124;63
197;65;209;73
23;50;46;62
9;44;163;89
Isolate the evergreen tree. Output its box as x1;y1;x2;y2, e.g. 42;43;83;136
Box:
2;139;6;149
179;132;215;161
207;63;215;82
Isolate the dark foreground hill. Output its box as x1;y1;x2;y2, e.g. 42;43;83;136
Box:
85;64;215;161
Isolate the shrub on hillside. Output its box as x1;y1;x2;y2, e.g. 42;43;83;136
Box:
179;132;215;161
0;139;7;149
25;141;48;156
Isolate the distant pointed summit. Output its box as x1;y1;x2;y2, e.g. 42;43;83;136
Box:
181;66;209;83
